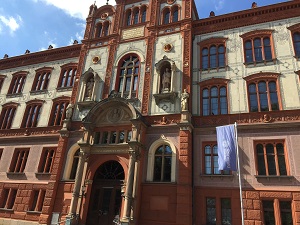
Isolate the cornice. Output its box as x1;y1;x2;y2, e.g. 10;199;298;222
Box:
287;22;300;31
193;1;300;35
198;77;230;86
243;72;280;82
240;29;274;39
0;45;82;71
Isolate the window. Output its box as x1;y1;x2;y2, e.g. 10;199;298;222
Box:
38;148;55;173
221;198;232;225
21;101;43;128
199;78;229;116
58;63;77;88
32;68;52;91
206;197;232;225
8;71;27;94
125;6;147;26
288;23;300;58
29;189;46;212
255;140;288;176
262;200;293;225
244;73;281;112
203;142;230;175
95;21;109;38
9;148;29;173
206;198;216;225
70;149;80;180
0;103;18;129
116;55;140;99
153;144;172;182
240;30;275;64
198;38;227;71
0;75;5;93
0;188;17;210
49;98;69;126
162;5;180;24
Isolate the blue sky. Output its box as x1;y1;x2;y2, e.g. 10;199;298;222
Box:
0;0;289;58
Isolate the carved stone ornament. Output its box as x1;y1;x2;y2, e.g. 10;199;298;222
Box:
101;13;108;19
92;56;100;64
109;90;121;98
163;44;173;52
167;0;176;4
107;107;124;123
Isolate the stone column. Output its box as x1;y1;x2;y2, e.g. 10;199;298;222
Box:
66;147;89;225
121;149;136;222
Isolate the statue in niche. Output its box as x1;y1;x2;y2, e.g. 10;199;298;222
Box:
85;77;94;100
162;67;171;92
181;89;189;111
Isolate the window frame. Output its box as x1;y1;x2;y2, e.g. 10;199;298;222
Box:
244;72;282;112
38;148;55;174
48;97;69;126
29;189;46;212
254;140;289;176
0;188;17;210
57;63;77;88
240;29;275;65
198;37;228;71
262;199;293;225
161;5;180;25
199;78;229;116
146;137;177;182
21;100;44;128
0;102;18;130
8;71;28;94
95;21;110;38
124;5;148;26
115;54;141;99
9;148;30;173
288;23;300;58
0;75;6;93
69;149;80;180
31;67;52;92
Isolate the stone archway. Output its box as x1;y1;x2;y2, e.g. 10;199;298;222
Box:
86;161;125;225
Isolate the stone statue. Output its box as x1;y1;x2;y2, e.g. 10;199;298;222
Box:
181;89;189;111
85;78;94;99
162;68;171;92
65;103;74;120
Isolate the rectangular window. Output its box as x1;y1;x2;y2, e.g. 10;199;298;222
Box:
221;198;232;225
29;189;46;212
203;142;230;175
206;197;216;225
255;141;288;176
9;148;29;173
263;200;275;224
280;201;293;224
38;148;55;173
0;188;17;209
94;132;100;144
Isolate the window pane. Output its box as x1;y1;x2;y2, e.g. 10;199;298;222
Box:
202;48;209;69
205;156;212;174
256;144;266;175
258;81;268;111
254;38;263;61
141;9;146;22
205;145;211;154
163;156;171;181
266;144;276;175
172;9;178;22
153;156;162;181
269;82;279;110
249;84;258;112
213;155;220;174
206;198;216;225
276;143;287;175
210;46;217;69
245;41;253;63
263;200;275;225
221;198;232;225
280;201;293;225
164;11;170;24
164;145;172;154
263;38;272;60
133;11;139;24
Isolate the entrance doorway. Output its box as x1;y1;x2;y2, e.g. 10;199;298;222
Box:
87;161;125;225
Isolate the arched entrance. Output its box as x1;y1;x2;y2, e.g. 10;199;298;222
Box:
87;160;125;225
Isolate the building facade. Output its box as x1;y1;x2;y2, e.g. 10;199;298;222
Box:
0;0;300;225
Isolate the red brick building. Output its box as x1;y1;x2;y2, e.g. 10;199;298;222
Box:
0;0;300;225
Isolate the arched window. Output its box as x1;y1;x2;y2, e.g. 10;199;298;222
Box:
133;8;139;24
21;101;43;128
163;8;170;24
202;86;227;116
146;138;176;182
126;10;132;26
49;97;69;126
96;23;103;38
70;149;80;180
116;55;140;99
141;7;147;22
293;32;300;57
0;103;18;129
103;21;109;36
153;145;172;182
172;6;178;22
58;63;77;88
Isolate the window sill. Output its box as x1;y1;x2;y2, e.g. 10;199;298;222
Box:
0;208;14;212
26;210;42;214
200;66;228;73
6;172;25;175
30;90;47;95
35;172;51;178
200;174;234;180
244;58;276;67
56;86;73;92
145;181;177;184
6;93;22;98
254;175;293;181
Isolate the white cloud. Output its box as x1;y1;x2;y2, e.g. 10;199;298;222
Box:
33;0;116;20
0;15;22;35
214;0;225;11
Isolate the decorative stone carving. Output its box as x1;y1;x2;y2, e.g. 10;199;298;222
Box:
181;89;189;111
